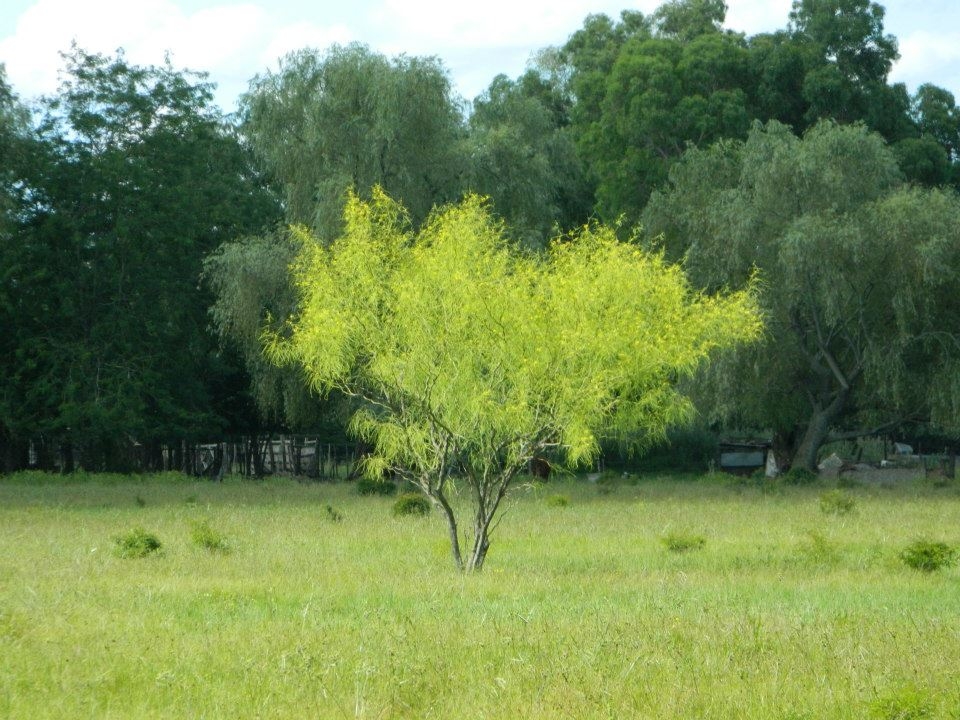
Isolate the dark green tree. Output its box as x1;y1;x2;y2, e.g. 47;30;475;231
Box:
0;65;34;470
2;47;278;470
788;0;898;85
561;4;755;224
466;70;591;246
652;0;727;41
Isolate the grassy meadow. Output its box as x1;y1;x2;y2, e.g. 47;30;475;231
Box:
1;471;958;719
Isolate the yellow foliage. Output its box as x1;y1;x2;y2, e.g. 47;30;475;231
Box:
268;188;762;476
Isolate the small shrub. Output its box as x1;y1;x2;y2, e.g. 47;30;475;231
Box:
661;532;706;553
783;466;818;485
325;504;344;523
798;530;840;565
356;477;397;496
190;521;230;553
900;539;957;572
546;494;570;508
113;527;162;558
819;489;856;516
871;685;934;719
392;492;431;517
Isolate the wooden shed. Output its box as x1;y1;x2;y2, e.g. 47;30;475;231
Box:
718;441;771;475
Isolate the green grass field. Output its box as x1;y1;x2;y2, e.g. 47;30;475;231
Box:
1;471;958;719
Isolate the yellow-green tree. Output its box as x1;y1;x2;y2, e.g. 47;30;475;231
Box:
270;190;761;570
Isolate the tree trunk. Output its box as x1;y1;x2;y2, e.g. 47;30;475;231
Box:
434;489;463;571
793;390;848;472
253;436;267;478
467;525;490;572
771;427;798;473
0;430;28;473
60;440;74;474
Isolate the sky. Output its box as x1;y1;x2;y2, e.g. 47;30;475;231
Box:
1;0;958;114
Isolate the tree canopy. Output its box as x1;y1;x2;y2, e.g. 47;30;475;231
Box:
466;70;591;247
240;43;467;238
5;0;960;475
268;189;761;569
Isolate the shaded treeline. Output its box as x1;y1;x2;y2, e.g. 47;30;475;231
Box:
3;0;960;473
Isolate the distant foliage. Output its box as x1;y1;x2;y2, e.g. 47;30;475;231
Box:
900;539;957;572
392;493;431;517
113;527;162;559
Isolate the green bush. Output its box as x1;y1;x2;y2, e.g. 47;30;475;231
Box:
392;492;431;517
546;494;570;508
356;477;397;496
661;532;706;553
113;527;162;558
190;521;230;553
783;466;818;485
819;489;856;515
871;684;934;719
900;539;957;572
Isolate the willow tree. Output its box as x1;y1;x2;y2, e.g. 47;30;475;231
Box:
644;120;960;470
240;43;466;236
270;190;761;571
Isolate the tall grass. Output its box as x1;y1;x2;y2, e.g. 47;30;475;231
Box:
0;472;958;718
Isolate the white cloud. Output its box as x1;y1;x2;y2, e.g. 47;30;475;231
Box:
3;0;958;114
0;0;352;110
724;0;792;36
891;30;960;94
371;0;658;56
258;21;353;68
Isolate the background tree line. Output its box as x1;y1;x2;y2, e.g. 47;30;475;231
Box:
2;0;960;473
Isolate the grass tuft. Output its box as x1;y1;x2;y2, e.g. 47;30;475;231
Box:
190;520;231;553
661;531;706;552
545;494;570;507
